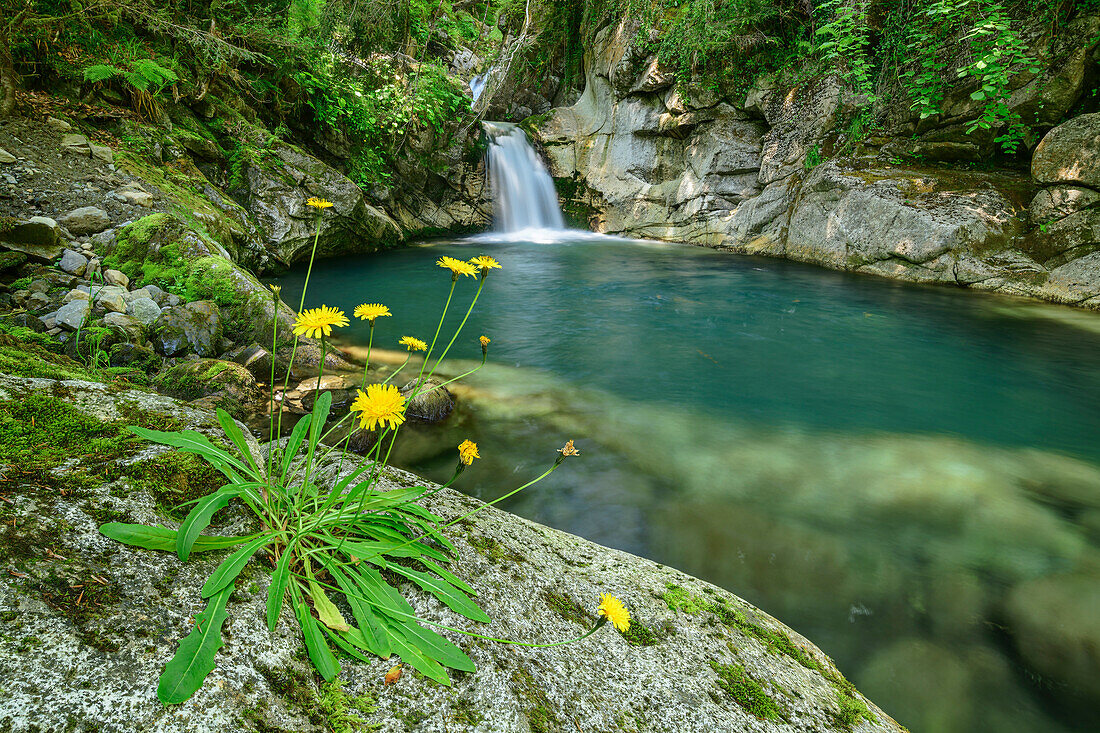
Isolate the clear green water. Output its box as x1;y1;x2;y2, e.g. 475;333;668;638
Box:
280;235;1100;733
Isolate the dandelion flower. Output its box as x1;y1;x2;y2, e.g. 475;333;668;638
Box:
399;336;428;352
306;197;334;209
293;305;349;339
557;439;580;457
479;335;490;347
437;256;478;279
597;594;630;632
458;439;480;465
470;255;501;272
354;303;392;322
269;284;282;299
351;384;406;431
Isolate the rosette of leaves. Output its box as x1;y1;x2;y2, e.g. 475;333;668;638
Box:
100;392;482;704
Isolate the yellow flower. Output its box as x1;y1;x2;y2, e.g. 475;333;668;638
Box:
479;335;490;347
557;439;580;457
350;384;406;431
457;439;479;465
306;197;334;209
437;256;478;278
269;284;282;298
470;255;501;271
354;303;392;322
597;594;630;632
293;305;349;339
399;336;428;352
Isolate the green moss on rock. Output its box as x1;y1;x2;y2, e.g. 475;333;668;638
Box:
709;660;787;721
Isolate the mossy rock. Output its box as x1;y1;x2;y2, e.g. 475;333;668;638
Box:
155;358;263;405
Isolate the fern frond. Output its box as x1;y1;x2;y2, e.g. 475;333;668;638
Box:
83;65;124;84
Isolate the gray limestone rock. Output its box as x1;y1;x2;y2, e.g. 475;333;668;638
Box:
0;147;15;164
58;248;89;275
102;311;145;343
53;299;91;330
0;216;63;261
126;297;162;326
59;206;111;236
1032;112;1100;187
103;268;130;288
0;374;904;733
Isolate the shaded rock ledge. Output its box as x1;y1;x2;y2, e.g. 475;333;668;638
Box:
0;373;902;733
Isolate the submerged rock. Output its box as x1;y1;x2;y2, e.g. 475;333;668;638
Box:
0;373;903;732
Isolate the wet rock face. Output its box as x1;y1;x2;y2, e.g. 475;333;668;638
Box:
236;141;403;266
0;373;905;733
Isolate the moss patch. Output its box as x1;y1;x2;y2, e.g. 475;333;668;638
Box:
663;584;875;727
469;534;525;563
511;670;558;733
318;679;379;733
125;451;226;514
543;590;591;626
709;660;787;721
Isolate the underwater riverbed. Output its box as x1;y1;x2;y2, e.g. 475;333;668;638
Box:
280;234;1100;733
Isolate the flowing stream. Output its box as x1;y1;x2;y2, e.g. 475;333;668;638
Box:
278;130;1100;733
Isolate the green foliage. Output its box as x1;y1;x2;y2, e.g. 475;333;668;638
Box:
295;54;469;186
103;397;486;703
815;0;873;96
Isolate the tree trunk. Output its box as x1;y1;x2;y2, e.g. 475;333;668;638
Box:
0;42;16;119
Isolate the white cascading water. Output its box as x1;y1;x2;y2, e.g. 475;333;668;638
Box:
483;122;565;233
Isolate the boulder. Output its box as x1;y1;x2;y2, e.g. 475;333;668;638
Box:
786;162;1025;281
225;342;289;382
102;312;145;343
103;268;129;288
0;374;904;733
108;342;162;371
151;300;224;357
1032;112;1100;187
236;141;402;264
1029;185;1100;225
113;183;154;208
1004;572;1100;707
402;377;455;422
126;296;162;326
58;248;89;276
53;299;90;330
60;133;91;155
59;206;111;236
0;147;15;164
156;358;264;406
0;216;64;261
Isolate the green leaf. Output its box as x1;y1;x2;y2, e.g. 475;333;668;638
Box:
382;622;451;685
279;414;312;481
326;564;391;657
292;583;339;681
129;427;249;483
306;390;332;463
418;558;475;596
388;565;490;623
99;523;250;552
177;488;240;561
201;535;272;598
157;584;233;704
216;408;262;477
304;558;349;632
382;614;475;672
266;543;294;631
970;90;986;100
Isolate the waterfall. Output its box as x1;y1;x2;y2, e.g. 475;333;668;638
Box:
483;122;565;233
